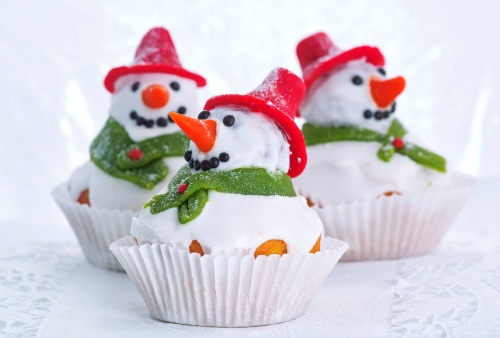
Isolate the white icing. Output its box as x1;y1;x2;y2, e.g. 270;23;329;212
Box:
110;73;199;141
301;59;393;133
294;138;451;205
69;72;202;210
88;157;186;211
131;192;323;255
188;107;290;174
296;59;450;205
68;162;92;200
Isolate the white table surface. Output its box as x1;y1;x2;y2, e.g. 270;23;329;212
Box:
1;178;499;337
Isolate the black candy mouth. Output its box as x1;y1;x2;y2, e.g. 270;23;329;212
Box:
129;106;187;128
184;150;230;171
363;102;397;121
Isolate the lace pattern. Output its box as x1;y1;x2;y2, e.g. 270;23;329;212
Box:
391;252;500;336
0;243;80;337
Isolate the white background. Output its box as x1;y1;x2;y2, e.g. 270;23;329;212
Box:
1;0;499;242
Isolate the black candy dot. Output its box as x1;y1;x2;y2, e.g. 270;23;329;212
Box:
194;160;201;170
198;110;211;119
201;160;210;171
184;150;192;161
170;81;180;91
157;117;167;127
223;115;235;127
168;115;174;123
382;111;389;119
130;111;138;120
219;152;229;162
374;111;383;120
209;157;219;168
363;110;372;119
178;106;187;114
378;68;386;76
390;102;397;113
189;159;194;168
145;119;154;128
137;117;146;126
352;75;363;85
131;82;140;92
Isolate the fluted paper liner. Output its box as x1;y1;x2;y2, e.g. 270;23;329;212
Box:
110;235;348;327
314;173;475;261
52;182;137;271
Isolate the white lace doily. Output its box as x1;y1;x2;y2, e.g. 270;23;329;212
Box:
0;243;80;337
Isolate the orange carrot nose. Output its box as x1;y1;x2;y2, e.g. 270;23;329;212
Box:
142;84;169;109
369;76;406;108
169;112;217;153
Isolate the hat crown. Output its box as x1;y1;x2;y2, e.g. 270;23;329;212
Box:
133;27;182;67
296;32;341;72
247;68;305;120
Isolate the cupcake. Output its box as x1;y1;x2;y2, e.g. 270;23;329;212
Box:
52;27;207;270
292;32;474;261
111;68;348;326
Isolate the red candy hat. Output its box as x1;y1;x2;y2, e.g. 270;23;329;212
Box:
297;32;385;89
104;27;206;93
204;68;307;178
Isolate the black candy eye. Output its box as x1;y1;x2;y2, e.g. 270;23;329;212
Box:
131;82;140;92
351;75;363;85
198;110;211;119
178;106;187;114
378;68;386;76
170;81;180;91
223;115;235;127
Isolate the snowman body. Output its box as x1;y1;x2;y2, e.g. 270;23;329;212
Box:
131;107;323;254
294;59;450;205
70;73;200;211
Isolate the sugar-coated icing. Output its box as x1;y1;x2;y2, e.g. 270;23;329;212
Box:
294;134;451;205
110;73;199;141
301;60;393;132
131;192;323;254
186;108;290;174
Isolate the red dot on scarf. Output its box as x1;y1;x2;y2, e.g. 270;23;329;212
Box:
392;138;404;150
178;183;188;194
128;148;143;160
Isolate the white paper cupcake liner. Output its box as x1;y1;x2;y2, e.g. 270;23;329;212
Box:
52;182;137;271
314;173;475;261
110;235;348;327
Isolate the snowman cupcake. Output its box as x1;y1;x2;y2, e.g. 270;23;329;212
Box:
293;32;474;261
111;68;348;327
52;27;207;270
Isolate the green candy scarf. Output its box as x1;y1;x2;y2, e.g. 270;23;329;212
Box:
145;165;296;223
90;117;190;189
302;119;446;173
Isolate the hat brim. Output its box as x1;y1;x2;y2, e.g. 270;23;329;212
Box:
204;94;307;178
104;64;207;93
303;46;385;89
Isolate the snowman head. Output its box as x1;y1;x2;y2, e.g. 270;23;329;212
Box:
171;108;290;173
300;59;405;131
109;73;199;141
297;32;405;132
171;68;307;178
103;27;206;141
